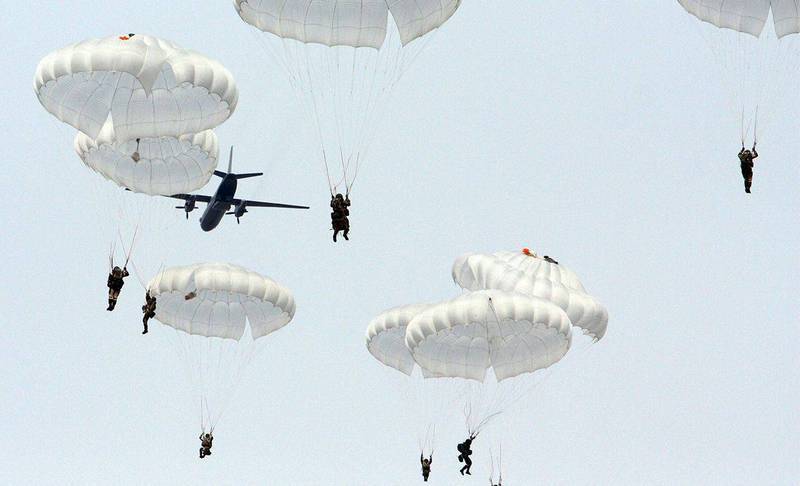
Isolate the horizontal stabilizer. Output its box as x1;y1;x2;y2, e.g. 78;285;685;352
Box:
234;172;263;179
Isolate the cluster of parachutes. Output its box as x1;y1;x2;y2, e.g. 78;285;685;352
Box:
34;37;296;434
366;249;608;446
34;33;238;195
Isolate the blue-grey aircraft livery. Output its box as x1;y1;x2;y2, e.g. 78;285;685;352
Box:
169;147;309;232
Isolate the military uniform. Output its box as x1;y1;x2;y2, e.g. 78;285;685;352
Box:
738;147;758;193
330;194;351;242
107;266;129;311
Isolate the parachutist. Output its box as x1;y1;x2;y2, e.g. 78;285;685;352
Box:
457;436;475;475
330;193;351;242
544;255;559;265
199;432;213;458
141;291;156;334
420;454;433;482
106;266;130;311
738;145;758;193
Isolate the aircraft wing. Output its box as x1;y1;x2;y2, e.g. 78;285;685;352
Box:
232;198;309;209
168;194;212;203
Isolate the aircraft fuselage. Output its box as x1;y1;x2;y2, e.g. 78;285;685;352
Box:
199;176;238;232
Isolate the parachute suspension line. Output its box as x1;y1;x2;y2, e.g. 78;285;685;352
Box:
121;225;138;268
346;28;406;194
109;241;116;271
418;422;436;454
326;45;348;186
211;327;253;427
486;296;557;417
753;105;758;146
115;225;149;289
483;297;512;418
490;450;494;483
213;301;272;429
171;329;198;419
344;44;384;194
741;108;746;148
251;29;297;91
488;443;503;484
200;397;205;433
214;337;261;428
349;31;437;193
288;38;335;195
471;411;502;438
463;401;475;435
429;424;436;454
498;443;503;484
204;397;212;433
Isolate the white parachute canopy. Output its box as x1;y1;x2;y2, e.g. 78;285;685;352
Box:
35;34;238;142
678;0;800;38
148;262;295;339
234;1;460;194
676;1;800;143
366;303;432;376
405;290;572;383
75;128;219;195
452;249;609;340
147;263;295;430
235;0;461;48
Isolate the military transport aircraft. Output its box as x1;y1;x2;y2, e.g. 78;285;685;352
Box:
169;147;309;231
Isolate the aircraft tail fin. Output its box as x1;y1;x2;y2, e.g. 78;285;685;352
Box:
213;146;234;178
212;146;262;179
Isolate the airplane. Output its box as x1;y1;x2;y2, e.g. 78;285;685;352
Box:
169;147;309;232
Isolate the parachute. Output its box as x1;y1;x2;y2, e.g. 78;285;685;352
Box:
34;34;238;142
451;250;608;340
74;129;219;195
366;303;447;453
366;303;432;376
234;1;460;195
677;1;800;143
35;35;239;284
405;290;571;383
147;263;295;431
367;248;607;441
678;1;800;37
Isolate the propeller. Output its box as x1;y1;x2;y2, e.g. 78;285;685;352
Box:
226;201;248;224
176;196;197;219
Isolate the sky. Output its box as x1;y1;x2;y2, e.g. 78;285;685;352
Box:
2;1;799;485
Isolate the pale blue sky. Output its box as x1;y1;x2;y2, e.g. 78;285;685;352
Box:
2;2;798;485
